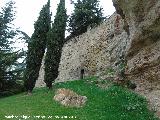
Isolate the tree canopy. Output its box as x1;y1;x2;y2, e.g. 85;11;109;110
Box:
44;0;67;89
0;1;25;95
68;0;104;38
24;0;51;92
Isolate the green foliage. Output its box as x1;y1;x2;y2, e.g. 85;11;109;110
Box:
0;80;158;120
68;0;104;38
24;0;51;92
0;81;24;98
0;1;25;94
16;30;31;43
105;67;116;76
84;76;98;81
44;0;67;89
0;1;16;51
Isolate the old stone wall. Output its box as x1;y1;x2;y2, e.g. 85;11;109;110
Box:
57;13;129;82
56;0;160;113
35;56;46;87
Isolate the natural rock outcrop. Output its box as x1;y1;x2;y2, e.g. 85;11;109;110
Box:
54;88;87;107
57;0;160;93
113;0;160;114
113;0;160;94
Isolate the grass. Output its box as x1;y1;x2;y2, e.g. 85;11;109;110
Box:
0;79;159;120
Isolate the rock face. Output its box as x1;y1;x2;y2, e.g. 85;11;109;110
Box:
113;0;160;94
54;88;87;107
113;0;160;113
146;90;160;112
56;0;160;92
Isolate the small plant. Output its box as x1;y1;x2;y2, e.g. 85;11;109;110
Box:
84;76;98;81
84;76;98;84
126;80;137;90
105;67;115;76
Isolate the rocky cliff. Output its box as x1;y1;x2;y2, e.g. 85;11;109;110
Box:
113;0;160;92
112;0;160;113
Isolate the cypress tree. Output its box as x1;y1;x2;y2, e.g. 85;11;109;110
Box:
45;0;67;89
24;0;51;93
68;0;104;37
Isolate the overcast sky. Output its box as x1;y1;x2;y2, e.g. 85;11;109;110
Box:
0;0;115;50
0;0;115;36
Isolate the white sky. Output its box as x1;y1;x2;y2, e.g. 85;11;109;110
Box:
0;0;115;49
0;0;115;36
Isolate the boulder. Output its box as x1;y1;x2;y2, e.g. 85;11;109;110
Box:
53;88;87;107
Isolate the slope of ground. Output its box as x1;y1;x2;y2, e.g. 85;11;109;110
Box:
0;79;159;120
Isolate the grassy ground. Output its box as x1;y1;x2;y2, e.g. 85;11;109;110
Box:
0;79;159;120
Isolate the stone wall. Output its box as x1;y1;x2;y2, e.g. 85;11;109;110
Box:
35;56;46;87
57;13;129;82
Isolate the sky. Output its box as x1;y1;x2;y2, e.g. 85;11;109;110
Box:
0;0;115;49
0;0;115;36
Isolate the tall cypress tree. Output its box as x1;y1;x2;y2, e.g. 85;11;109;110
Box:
45;0;67;89
24;0;51;93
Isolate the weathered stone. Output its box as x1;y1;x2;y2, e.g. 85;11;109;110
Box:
53;88;87;107
35;55;46;87
57;13;129;82
112;0;160;115
112;0;160;92
146;90;160;112
156;111;160;118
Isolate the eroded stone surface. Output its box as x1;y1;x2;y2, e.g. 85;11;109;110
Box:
57;13;129;82
113;0;160;115
35;56;46;87
54;88;87;107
